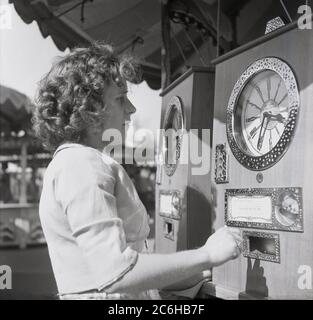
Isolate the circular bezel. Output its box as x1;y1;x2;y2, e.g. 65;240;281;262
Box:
226;57;300;171
162;96;184;176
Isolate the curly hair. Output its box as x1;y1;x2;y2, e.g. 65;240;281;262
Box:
32;41;142;151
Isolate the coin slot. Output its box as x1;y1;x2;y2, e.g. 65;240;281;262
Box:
163;220;174;241
248;235;276;256
242;231;280;263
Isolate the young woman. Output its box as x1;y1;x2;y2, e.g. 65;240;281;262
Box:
33;42;242;299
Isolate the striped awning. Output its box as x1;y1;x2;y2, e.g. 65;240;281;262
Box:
9;0;236;90
10;0;300;90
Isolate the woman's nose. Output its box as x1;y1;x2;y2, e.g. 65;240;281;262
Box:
126;98;136;115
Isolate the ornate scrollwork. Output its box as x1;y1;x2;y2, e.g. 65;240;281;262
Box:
265;17;286;34
225;187;303;232
215;143;229;184
242;231;280;263
226;57;300;171
162;96;185;176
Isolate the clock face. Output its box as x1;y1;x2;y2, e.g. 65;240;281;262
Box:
227;57;299;171
238;70;289;156
162;96;184;176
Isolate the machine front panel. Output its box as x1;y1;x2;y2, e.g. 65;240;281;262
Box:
211;27;313;299
156;69;214;253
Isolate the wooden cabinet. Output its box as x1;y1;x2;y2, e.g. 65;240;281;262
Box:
209;24;313;299
155;67;215;253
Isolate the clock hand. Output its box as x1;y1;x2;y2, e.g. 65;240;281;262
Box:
257;115;266;150
257;113;270;151
268;113;287;124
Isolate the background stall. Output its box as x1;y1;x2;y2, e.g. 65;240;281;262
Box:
0;84;57;299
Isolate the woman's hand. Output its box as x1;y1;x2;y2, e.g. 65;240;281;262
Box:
199;226;242;267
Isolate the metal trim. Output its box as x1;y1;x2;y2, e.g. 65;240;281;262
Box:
226;57;300;171
242;231;280;263
225;187;303;232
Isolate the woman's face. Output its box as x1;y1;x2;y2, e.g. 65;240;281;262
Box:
84;82;136;150
105;80;136;139
84;79;136;150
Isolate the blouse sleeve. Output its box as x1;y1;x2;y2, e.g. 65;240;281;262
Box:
54;149;138;291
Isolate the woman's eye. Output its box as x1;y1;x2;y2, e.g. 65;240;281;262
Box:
117;96;125;103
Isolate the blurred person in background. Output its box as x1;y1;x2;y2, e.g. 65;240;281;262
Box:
0;162;13;203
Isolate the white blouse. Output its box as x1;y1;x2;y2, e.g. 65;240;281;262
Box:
39;143;151;295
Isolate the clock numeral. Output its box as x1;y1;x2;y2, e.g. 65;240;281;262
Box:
246;116;260;123
274;79;282;101
278;93;288;106
269;130;273;150
275;127;280;136
279;107;288;113
247;100;262;111
249;125;261;139
251;84;265;103
267;78;271;100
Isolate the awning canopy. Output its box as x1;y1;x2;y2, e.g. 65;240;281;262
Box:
0;85;46;156
0;85;33;135
9;0;302;90
8;0;237;89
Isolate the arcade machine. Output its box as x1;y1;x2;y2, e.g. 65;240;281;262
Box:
155;67;215;254
208;18;313;299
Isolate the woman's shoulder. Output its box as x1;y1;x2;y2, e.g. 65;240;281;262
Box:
47;144;116;181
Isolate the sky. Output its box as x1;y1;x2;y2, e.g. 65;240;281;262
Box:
0;1;162;134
